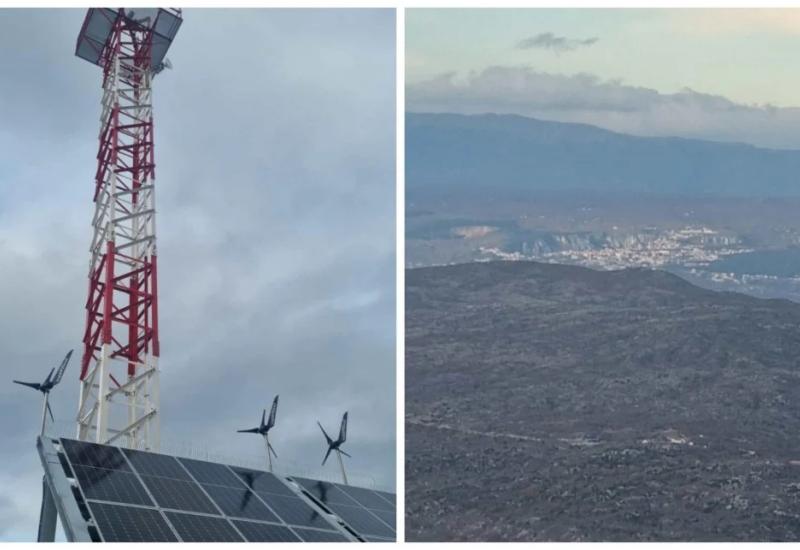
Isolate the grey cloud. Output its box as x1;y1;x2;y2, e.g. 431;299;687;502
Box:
0;8;395;540
516;32;598;53
407;65;800;150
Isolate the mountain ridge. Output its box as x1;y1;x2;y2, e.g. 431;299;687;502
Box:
407;112;800;198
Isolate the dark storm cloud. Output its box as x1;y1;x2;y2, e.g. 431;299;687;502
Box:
516;32;598;53
407;65;800;149
0;8;395;540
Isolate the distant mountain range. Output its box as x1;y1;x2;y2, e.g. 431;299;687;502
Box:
406;260;800;541
407;113;800;198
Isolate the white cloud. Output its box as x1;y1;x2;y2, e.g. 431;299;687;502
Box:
407;66;800;149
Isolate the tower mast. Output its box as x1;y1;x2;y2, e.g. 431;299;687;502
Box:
74;8;181;450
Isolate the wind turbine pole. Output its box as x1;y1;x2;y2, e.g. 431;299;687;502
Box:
264;434;273;472
40;393;49;436
336;449;348;485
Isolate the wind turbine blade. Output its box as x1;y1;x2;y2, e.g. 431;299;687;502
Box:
338;411;348;443
237;428;260;433
338;449;351;459
46;400;55;423
52;349;73;386
43;368;55;386
322;447;333;466
268;442;278;458
317;421;333;444
13;380;41;391
268;395;278;428
260;409;266;431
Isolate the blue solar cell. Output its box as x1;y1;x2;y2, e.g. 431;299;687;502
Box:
232;520;302;542
88;501;177;542
178;457;243;487
328;503;395;538
375;490;395;509
256;492;333;529
338;484;395;512
123;448;192;481
165;511;244;542
369;508;395;530
202;483;280;522
231;466;296;496
291;527;350;542
61;439;132;471
293;477;358;506
140;475;218;514
72;465;153;506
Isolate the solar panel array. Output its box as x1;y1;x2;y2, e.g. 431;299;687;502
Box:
294;477;396;541
57;438;394;542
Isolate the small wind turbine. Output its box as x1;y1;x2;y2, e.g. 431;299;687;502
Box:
238;395;279;472
318;411;350;485
13;350;73;436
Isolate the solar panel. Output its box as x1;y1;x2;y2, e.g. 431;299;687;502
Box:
375;490;396;509
257;492;334;529
61;439;132;471
177;457;243;487
71;465;153;506
292;477;396;540
46;438;394;542
232;519;302;542
201;483;281;522
330;503;395;539
292;527;351;542
139;475;218;514
369;508;395;530
232;466;297;497
164;511;244;542
295;477;359;505
88;502;177;542
338;484;395;511
123;448;192;481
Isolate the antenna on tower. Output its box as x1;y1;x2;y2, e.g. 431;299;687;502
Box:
237;395;279;472
318;411;350;485
154;57;173;75
13;350;73;436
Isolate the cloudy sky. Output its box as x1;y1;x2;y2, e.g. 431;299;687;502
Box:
407;9;800;149
0;8;395;541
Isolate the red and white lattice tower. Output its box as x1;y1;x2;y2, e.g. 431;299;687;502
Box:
74;8;182;451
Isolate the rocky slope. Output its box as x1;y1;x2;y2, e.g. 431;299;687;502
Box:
406;261;800;541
